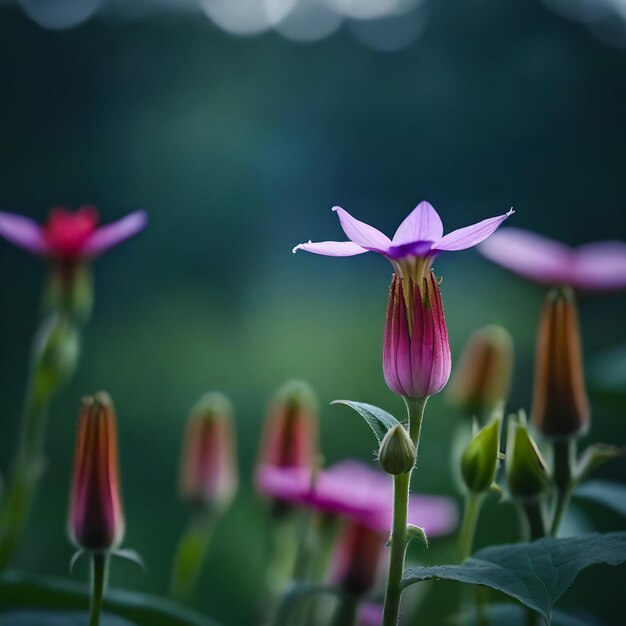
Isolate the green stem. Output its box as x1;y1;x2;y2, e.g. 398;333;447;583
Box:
169;514;216;603
89;553;108;626
331;594;359;626
459;492;484;561
550;439;575;536
382;396;427;626
522;499;546;541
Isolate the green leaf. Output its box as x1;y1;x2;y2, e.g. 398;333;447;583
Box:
0;611;136;626
0;572;219;626
401;531;626;624
460;604;600;626
331;400;400;443
272;583;338;626
575;480;626;517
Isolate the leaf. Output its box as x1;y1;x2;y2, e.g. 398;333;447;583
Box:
402;531;626;624
459;604;601;626
0;611;136;626
331;400;400;443
575;480;626;517
272;582;339;626
0;571;219;626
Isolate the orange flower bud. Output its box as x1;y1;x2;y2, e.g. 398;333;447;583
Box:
531;288;590;439
68;393;125;552
178;392;238;512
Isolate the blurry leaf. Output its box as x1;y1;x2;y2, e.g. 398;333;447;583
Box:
331;400;400;443
575;480;626;517
272;582;339;626
575;444;622;483
402;531;626;624
0;611;135;626
0;572;219;626
458;604;601;626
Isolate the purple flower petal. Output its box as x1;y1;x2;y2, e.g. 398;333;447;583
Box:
0;211;49;255
82;210;147;257
292;240;368;257
407;494;458;536
573;241;626;291
392;201;444;246
478;227;574;285
434;209;514;252
332;206;391;253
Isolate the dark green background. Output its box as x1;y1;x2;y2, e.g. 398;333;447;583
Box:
0;1;625;624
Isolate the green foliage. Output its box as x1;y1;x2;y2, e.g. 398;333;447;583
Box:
401;532;626;624
0;572;219;626
331;400;400;443
575;480;626;517
0;611;135;626
462;604;600;626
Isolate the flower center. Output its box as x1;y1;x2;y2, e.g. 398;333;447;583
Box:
43;206;99;259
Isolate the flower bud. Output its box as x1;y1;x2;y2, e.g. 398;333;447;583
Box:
257;380;318;471
383;272;451;400
329;520;382;595
531;288;590;439
32;314;80;397
178;392;238;513
448;325;513;419
460;417;502;494
378;425;416;475
68;392;125;552
506;417;550;501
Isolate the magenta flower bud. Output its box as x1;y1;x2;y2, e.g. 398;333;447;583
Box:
329;520;383;595
383;272;451;399
178;392;238;513
68;393;125;552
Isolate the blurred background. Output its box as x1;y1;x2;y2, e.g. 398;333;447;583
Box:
0;0;625;624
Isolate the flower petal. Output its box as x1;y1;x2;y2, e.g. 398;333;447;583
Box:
332;206;391;253
292;240;368;256
392;201;444;246
0;211;49;255
572;241;626;291
478;227;574;285
82;210;147;257
434;209;514;252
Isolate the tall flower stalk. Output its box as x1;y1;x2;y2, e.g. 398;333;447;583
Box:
0;207;146;569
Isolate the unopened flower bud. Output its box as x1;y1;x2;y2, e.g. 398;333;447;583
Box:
32;314;79;396
178;392;238;513
461;417;502;493
257;380;318;471
383;272;451;400
68;392;125;552
378;425;415;475
330;520;383;595
531;288;590;439
506;417;550;501
449;325;513;419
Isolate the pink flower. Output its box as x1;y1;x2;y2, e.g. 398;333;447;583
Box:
257;460;457;534
294;201;512;281
68;393;125;552
0;206;147;261
383;272;451;399
479;227;626;292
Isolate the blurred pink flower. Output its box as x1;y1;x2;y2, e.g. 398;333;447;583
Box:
359;602;384;626
0;206;147;261
293;201;512;280
479;227;626;292
257;460;457;534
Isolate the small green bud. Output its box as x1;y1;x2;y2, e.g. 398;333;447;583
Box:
460;416;502;493
378;425;416;475
506;417;550;501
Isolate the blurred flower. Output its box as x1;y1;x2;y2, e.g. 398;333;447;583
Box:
531;288;590;439
68;393;125;552
0;206;147;261
294;201;512;282
256;380;318;474
178;392;238;512
479;227;626;291
383;272;451;399
359;603;384;626
448;325;514;419
257;460;457;534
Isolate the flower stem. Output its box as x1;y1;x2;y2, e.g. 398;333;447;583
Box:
170;514;216;603
331;594;359;626
522;500;547;541
550;439;575;536
89;552;108;626
382;396;427;626
459;492;484;561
